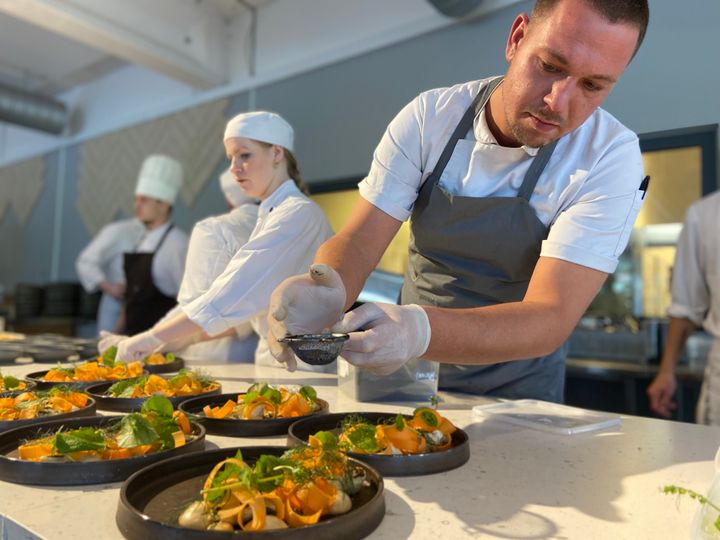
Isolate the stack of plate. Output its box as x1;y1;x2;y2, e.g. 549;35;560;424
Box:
42;282;80;317
14;284;43;319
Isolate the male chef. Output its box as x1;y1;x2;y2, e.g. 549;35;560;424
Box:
267;0;650;402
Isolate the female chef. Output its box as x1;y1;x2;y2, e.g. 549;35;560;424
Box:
106;111;334;369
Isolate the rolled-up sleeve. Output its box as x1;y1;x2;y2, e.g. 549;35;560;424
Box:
541;135;645;273
359;98;426;222
667;208;708;326
182;203;331;336
75;224;117;292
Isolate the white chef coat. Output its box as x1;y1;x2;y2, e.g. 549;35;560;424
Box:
182;180;334;370
666;190;720;424
359;77;646;274
168;203;260;362
75;218;188;334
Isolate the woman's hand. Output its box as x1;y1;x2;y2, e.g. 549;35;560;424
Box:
335;302;431;376
116;331;163;362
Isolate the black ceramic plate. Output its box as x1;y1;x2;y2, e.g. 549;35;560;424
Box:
0;415;206;485
178;393;329;437
86;381;222;413
0;379;37;396
25;369;149;390
0;396;97;432
116;446;385;540
143;357;185;374
287;411;470;477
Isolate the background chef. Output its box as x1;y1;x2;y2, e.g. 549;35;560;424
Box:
76;154;188;335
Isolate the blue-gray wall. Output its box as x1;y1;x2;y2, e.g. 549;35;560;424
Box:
0;1;717;292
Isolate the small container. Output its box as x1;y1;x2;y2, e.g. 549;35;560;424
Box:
337;357;439;403
691;445;720;539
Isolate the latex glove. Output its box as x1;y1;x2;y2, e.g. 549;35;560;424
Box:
116;331;164;362
335;302;431;376
98;330;127;354
646;371;677;418
268;264;346;371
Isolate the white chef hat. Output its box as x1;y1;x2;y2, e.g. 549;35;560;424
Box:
134;154;183;204
219;168;254;208
223;111;294;152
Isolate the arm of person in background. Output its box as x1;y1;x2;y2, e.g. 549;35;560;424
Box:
647;317;698;417
646;204;707;417
75;223;125;297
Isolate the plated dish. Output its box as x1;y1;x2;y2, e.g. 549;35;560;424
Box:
117;444;384;539
288;410;470;476
0;372;34;394
179;383;328;437
99;346;185;374
0;395;205;485
87;370;222;412
26;359;145;390
0;387;96;432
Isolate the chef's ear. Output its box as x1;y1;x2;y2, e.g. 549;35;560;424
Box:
506;13;529;62
272;144;284;165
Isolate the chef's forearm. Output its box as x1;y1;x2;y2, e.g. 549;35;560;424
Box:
657;317;698;374
423;301;577;365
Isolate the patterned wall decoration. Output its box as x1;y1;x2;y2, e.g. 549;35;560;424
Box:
0;157;46;225
76;98;230;234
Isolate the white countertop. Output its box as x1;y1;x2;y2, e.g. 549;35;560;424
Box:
1;360;719;540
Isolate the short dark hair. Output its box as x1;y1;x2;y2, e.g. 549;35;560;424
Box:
531;0;649;58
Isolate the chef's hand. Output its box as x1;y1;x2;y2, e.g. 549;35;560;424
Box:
335;303;431;376
268;264;346;371
98;330;127;354
647;371;677;418
115;331;164;362
100;281;125;301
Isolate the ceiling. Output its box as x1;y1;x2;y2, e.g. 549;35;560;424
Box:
0;0;273;96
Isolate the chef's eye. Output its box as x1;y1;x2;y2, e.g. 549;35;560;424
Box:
240;153;251;160
539;60;559;73
583;80;602;92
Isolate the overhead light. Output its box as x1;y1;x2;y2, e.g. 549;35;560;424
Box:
0;83;69;135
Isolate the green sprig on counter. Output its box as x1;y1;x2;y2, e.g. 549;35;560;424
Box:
662;485;720;532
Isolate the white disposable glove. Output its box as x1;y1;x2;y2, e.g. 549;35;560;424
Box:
268;264;346;371
115;331;164;362
98;330;127;354
335;302;431;376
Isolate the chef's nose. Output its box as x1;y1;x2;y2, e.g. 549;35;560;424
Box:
543;77;572;114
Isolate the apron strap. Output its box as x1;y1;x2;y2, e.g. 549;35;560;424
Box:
418;76;559;204
516;139;558;201
133;224;174;253
424;76;503;189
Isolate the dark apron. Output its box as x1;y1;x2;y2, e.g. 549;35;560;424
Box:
400;77;567;402
123;225;177;335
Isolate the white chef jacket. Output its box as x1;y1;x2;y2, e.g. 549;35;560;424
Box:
667;190;720;338
360;77;646;274
182;180;334;369
668;191;720;425
75;218;188;333
167;203;260;362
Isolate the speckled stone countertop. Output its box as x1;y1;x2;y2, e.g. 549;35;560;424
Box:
0;360;718;539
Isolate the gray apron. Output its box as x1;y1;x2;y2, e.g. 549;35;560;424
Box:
400;76;567;402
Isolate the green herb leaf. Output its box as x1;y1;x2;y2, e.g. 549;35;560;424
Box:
53;427;106;454
101;346;117;367
299;385;317;404
108;377;144;397
141;395;174;418
416;408;438;427
394;414;405;431
116;413;159;448
2;375;20;390
343;423;381;453
313;430;338;450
